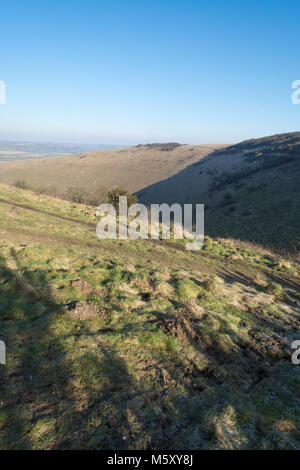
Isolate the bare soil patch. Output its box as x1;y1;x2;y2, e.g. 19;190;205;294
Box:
154;312;199;345
66;301;106;320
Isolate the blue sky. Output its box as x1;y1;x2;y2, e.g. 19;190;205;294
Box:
0;0;299;144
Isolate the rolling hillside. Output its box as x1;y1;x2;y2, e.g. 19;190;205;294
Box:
0;143;224;203
0;183;299;449
138;133;300;253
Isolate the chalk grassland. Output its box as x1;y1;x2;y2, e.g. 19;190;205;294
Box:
0;183;299;449
1;133;299;253
0;144;224;203
138;133;300;253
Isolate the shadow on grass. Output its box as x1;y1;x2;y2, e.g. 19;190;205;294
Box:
0;250;133;449
0;249;299;449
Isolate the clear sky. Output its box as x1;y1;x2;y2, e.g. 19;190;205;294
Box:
0;0;299;145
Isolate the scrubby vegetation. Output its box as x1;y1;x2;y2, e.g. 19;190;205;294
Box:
14;180;31;190
135;143;183;152
106;187;138;210
12;181;99;206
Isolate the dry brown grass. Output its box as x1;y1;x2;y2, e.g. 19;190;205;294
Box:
0;144;222;203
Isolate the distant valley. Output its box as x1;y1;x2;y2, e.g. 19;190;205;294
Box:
0;141;123;161
0;133;299;252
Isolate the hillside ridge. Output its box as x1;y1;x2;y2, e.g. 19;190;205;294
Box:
137;132;300;252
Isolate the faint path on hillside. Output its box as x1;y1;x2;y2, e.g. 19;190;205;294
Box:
0;197;95;227
0;197;299;290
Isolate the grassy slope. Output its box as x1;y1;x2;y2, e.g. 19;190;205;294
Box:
138;133;300;253
0;184;299;450
0;144;224;203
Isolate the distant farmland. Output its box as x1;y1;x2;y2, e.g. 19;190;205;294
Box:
0;141;122;161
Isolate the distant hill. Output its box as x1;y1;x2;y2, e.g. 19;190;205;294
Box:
1;133;299;252
0;143;225;203
137;133;300;253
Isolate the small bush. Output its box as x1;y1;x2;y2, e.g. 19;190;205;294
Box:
106;187;137;211
14;180;30;190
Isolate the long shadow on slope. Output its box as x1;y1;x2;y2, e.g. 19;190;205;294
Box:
136;134;300;253
0;250;133;449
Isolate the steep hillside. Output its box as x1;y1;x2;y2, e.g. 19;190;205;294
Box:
138;133;300;253
0;184;299;449
0;143;224;203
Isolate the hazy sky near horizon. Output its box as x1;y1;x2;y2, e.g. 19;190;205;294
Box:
1;0;299;145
